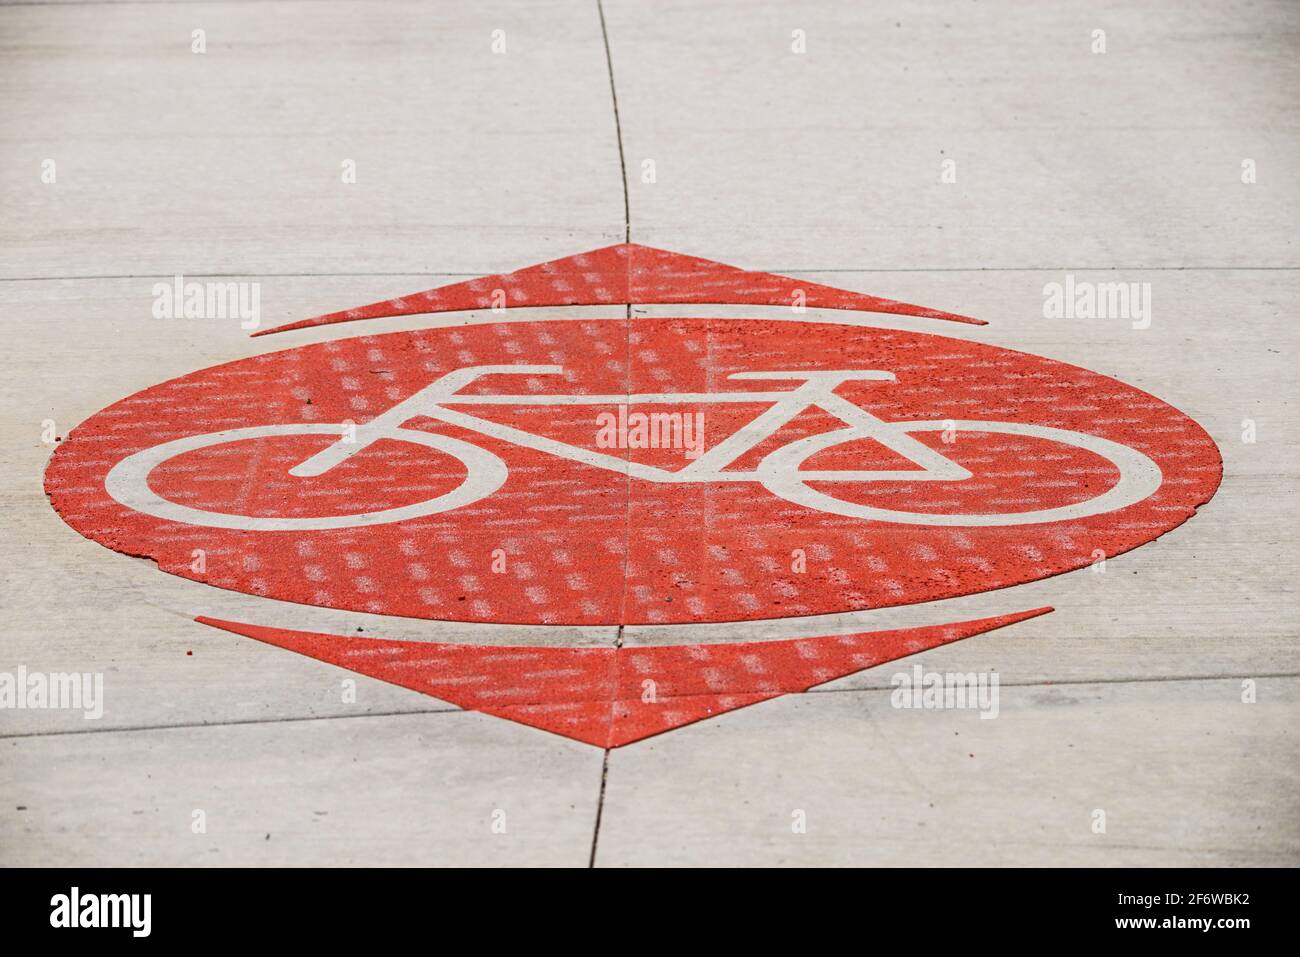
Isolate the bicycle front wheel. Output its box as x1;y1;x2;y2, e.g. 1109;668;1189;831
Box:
104;424;508;531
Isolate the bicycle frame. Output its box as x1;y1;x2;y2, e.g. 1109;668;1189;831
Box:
103;363;1163;530
290;364;973;485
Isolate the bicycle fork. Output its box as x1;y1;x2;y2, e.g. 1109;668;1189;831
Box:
288;365;564;478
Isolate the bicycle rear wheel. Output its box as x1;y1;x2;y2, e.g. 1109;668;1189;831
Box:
756;420;1162;527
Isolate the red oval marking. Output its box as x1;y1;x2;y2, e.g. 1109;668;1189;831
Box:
45;317;1221;625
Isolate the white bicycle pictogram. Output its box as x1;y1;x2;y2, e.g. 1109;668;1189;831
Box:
104;365;1162;531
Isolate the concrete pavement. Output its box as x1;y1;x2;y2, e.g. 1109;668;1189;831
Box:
1;0;1297;866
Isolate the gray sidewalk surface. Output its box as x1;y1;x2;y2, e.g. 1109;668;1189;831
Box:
1;0;1296;866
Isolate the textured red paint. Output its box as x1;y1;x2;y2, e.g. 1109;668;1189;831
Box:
197;607;1051;747
252;243;983;338
45;317;1221;625
41;246;1224;747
